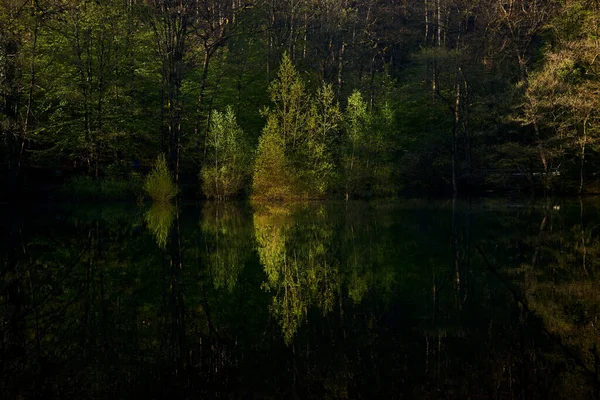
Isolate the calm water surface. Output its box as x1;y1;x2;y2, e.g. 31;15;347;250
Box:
1;199;599;399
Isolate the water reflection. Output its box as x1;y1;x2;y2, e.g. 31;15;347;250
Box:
512;199;600;396
254;203;341;343
0;199;599;398
145;201;175;249
201;202;253;292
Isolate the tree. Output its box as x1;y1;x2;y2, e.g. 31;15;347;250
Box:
201;106;252;199
252;53;310;199
144;0;194;181
253;54;342;199
0;0;23;184
305;83;341;195
520;1;600;193
342;90;369;198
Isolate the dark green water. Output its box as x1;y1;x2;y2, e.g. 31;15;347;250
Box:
1;199;599;399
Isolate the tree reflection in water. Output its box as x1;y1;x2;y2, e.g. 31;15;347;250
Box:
0;199;599;398
254;203;342;343
145;201;175;249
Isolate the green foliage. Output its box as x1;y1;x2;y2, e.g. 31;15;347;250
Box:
62;176;100;199
519;1;600;192
144;154;178;202
390;66;456;193
341;88;398;197
252;54;308;199
253;55;341;200
342;90;370;197
200;202;254;291
5;0;600;197
253;203;342;344
144;201;175;249
305;83;342;195
100;175;143;200
5;200;600;398
201;106;252;199
253;127;294;200
63;173;143;201
33;0;159;171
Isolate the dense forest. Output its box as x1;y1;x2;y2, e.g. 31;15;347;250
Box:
1;0;599;199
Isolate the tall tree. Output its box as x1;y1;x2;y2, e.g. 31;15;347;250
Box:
144;0;194;182
201;106;252;199
253;53;309;199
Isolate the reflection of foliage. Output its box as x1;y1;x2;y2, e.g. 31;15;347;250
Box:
201;202;253;291
342;202;397;304
254;203;342;343
145;201;175;249
515;200;600;381
6;200;600;399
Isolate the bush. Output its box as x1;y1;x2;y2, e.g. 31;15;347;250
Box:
144;154;177;202
252;130;295;200
63;176;101;199
63;173;143;201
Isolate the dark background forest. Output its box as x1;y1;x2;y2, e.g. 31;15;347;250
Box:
1;0;599;200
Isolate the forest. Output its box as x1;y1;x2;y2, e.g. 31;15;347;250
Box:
1;0;599;200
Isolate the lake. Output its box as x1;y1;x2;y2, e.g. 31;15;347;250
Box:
1;198;599;399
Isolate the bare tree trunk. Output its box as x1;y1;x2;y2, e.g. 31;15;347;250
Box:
452;76;460;194
436;0;441;46
196;49;212;137
337;41;345;93
579;197;589;277
425;0;429;43
533;121;548;195
461;72;472;179
289;0;295;59
579;115;589;195
303;9;307;59
96;33;107;179
267;0;275;81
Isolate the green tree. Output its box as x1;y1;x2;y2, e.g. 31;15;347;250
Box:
201;106;252;199
305;83;341;195
252;53;310;199
342;90;369;198
253;54;343;199
521;1;600;193
27;0;156;177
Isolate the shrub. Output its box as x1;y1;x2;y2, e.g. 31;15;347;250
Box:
63;176;101;199
144;154;178;202
63;173;143;201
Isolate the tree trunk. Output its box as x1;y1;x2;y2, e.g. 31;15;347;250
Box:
451;76;460;194
337;42;345;94
19;8;38;181
579;116;588;195
533;121;548;195
425;0;429;43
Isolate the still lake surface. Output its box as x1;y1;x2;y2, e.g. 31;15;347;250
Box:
1;198;599;399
